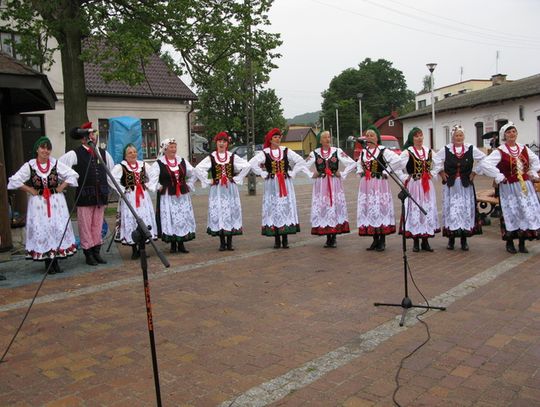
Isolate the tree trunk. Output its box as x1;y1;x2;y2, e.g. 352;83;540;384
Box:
57;3;88;153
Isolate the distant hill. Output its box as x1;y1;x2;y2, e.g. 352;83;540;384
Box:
287;111;321;126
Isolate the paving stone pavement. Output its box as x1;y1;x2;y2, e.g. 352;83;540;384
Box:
0;175;539;407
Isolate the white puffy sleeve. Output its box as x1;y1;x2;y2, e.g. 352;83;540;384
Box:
111;163;124;187
477;149;505;183
194;155;213;188
232;154;252;185
55;159;79;187
288;149;311;178
248;151;268;178
431;147;446;177
147;161;161;192
337;148;356;179
185;159;197;190
526;146;540;178
7;162;31;190
58;150;77;168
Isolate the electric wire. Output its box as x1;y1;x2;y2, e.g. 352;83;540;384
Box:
0;153;93;364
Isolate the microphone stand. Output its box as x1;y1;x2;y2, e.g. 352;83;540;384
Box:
360;141;446;326
89;140;169;406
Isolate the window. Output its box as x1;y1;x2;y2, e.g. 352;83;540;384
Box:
142;119;159;159
98;119;110;150
1;30;41;71
519;105;524;121
417;100;427;109
444;126;450;144
444;93;451;98
388;120;394;127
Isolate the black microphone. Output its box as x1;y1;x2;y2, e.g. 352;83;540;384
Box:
69;127;94;140
358;138;368;148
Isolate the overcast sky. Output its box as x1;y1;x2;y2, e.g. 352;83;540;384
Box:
265;0;540;119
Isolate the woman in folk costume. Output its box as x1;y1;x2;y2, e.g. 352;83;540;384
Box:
8;137;78;274
305;130;354;248
478;122;540;253
433;125;486;251
398;127;440;252
195;131;250;251
148;138;197;254
354;126;402;252
112;144;157;259
248;128;310;249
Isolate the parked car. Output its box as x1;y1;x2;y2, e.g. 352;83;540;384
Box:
229;144;263;159
353;135;402;160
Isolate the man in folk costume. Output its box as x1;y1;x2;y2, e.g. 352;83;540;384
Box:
59;122;114;266
147;138;197;254
478;122;540;253
305;130;355;248
195;131;251;251
248;128;310;248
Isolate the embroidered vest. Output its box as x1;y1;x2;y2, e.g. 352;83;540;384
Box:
360;148;387;178
157;158;190;195
496;147;530;183
264;148;290;178
406;149;433;180
27;162;60;194
120;163;147;191
444;145;474;187
210;154;235;185
314;149;339;176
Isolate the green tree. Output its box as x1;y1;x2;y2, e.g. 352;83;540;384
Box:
0;0;280;150
321;58;415;145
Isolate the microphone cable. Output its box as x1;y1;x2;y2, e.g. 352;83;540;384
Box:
1;152;94;364
391;180;433;407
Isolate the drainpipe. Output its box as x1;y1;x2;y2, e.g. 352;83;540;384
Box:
187;100;195;164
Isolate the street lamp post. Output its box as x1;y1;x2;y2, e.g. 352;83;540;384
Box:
334;104;340;149
357;93;363;137
427;63;437;148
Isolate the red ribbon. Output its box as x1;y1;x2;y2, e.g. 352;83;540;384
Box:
276;172;288;197
365;168;372;180
324;166;333;206
421;171;431;194
175;182;181;197
220;174;229;187
135;182;144;208
42;187;52;218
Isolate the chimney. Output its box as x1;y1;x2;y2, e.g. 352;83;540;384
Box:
491;74;507;86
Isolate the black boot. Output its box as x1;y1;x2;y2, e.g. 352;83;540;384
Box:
45;258;56;274
52;258;63;273
413;238;420;252
329;234;337;248
131;245;140;260
447;237;455;250
281;234;289;249
367;235;379;251
219;234;226;251
376;235;386;252
92;245;107;264
518;238;528;253
177;241;189;253
421;238;433;252
460;236;469;251
226;235;234;251
274;234;281;249
506;240;517;254
170;241;177;253
83;249;98;266
324;235;332;248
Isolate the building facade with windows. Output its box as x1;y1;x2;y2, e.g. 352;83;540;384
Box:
398;74;540;151
0;29;197;162
415;79;494;110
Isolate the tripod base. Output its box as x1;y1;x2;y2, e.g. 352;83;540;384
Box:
374;297;446;326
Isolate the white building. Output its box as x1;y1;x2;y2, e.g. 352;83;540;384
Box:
415;79;494;110
399;74;540;151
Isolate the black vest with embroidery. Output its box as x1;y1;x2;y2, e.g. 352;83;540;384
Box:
360;148;387;178
314;149;339;176
444;145;474;187
210;154;235;185
27;162;60;194
406;148;433;180
73;146;109;206
120;163;148;191
264;148;290;178
157;158;190;195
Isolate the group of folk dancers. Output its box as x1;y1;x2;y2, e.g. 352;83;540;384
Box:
7;121;540;274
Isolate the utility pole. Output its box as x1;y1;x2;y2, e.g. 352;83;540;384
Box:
245;0;256;195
